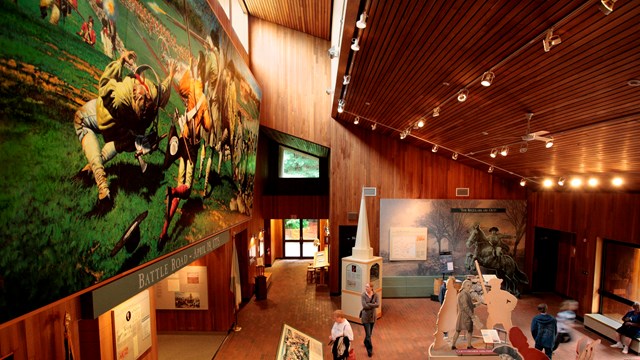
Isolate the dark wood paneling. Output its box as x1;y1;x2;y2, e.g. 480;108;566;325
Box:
261;195;330;220
527;192;640;316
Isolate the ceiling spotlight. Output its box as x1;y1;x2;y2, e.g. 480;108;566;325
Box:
545;138;554;148
488;166;494;173
371;123;377;131
351;38;360;51
500;146;509;156
356;12;367;29
520;178;526;187
343;75;351;85
400;132;406;140
337;99;345;113
480;71;495;87
520;143;528;153
417;118;425;128
543;29;562;52
599;0;616;15
490;148;498;158
354;116;360;125
457;89;469;102
558;177;566;186
543;179;554;188
612;177;623;186
433;107;440;117
588;177;599;187
452;152;458;160
570;178;582;188
432;145;439;153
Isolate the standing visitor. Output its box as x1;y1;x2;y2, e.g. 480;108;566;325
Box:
329;310;354;360
531;303;557;359
360;283;380;357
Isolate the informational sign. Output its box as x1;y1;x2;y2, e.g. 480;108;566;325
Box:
345;263;363;292
155;266;208;310
313;249;329;268
112;290;152;360
389;227;428;261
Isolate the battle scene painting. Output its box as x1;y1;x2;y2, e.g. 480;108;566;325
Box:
0;0;261;322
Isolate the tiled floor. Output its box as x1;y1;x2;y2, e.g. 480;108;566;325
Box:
212;260;640;359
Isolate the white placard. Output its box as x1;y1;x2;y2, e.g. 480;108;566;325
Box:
389;227;428;261
112;290;152;360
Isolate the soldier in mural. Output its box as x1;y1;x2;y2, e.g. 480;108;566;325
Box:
159;52;213;246
74;49;176;205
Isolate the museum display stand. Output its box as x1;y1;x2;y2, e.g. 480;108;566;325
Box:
341;255;382;323
341;189;383;324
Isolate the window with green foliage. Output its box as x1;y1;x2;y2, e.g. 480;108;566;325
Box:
279;146;319;178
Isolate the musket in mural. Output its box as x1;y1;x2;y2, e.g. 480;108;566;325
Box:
0;0;261;323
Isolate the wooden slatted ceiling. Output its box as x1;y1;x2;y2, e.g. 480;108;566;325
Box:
242;0;332;40
331;0;640;190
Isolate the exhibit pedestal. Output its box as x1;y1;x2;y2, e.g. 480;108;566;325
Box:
341;256;383;324
428;343;499;359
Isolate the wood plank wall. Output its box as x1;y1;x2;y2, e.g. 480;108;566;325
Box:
248;16;527;296
527;192;640;316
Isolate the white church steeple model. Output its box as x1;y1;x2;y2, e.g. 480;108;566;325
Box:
352;188;374;260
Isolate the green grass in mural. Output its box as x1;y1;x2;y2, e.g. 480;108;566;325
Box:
0;0;259;323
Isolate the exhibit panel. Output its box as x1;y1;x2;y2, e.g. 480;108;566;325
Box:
341;256;383;324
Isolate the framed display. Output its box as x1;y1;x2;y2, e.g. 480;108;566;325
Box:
345;263;363;292
389;227;428;261
155;266;208;310
276;324;323;360
112;290;152;360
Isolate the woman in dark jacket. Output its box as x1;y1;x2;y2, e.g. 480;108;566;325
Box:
360;283;380;357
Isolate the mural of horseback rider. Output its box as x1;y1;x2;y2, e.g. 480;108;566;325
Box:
465;224;528;296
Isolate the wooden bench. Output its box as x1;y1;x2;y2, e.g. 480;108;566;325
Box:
584;313;640;353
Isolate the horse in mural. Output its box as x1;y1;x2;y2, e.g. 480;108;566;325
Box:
465;224;529;296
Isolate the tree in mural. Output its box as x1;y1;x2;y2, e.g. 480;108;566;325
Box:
496;200;527;257
422;201;451;254
447;200;479;252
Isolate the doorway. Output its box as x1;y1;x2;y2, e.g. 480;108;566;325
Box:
532;227;576;298
338;225;357;293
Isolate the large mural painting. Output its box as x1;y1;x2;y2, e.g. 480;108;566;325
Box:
0;0;261;323
380;199;527;295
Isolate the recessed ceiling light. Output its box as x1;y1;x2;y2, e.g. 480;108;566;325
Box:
628;79;640;87
570;178;582;188
612;177;623;186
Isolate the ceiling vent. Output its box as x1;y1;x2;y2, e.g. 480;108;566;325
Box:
456;188;470;197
